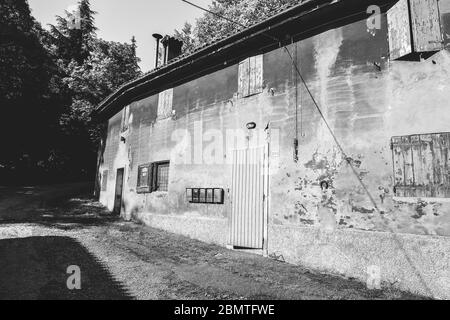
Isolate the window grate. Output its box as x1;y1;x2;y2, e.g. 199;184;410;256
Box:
156;162;170;192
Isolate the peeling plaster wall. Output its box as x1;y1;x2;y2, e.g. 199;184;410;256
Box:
98;8;450;237
269;9;450;238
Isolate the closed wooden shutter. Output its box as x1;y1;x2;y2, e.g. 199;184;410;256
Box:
157;88;173;119
238;55;263;98
387;0;443;60
250;54;263;95
392;133;450;197
238;59;250;97
136;164;151;193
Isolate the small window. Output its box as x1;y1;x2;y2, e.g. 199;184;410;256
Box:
238;54;263;98
391;133;450;198
186;188;224;204
136;161;170;193
101;170;108;191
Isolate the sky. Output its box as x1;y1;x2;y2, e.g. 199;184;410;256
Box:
28;0;212;72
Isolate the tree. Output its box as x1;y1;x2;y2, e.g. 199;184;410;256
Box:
174;22;196;54
0;0;67;184
58;38;142;179
0;0;141;184
47;0;141;181
175;0;297;51
49;0;97;64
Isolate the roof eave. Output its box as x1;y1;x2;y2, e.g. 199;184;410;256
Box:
93;0;394;120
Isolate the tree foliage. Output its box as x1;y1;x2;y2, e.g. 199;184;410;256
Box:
175;0;297;53
0;0;141;184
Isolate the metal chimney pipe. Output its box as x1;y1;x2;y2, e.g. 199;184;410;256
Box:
152;33;163;68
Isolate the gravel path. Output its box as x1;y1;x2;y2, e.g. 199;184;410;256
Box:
0;189;426;300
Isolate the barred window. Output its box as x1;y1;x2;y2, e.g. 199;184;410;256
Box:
392;133;450;198
155;162;170;192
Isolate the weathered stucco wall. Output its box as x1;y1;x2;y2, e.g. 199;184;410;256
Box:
99;5;450;237
97;3;450;297
269;7;450;237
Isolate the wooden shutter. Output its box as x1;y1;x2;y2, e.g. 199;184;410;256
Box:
387;0;443;60
157;89;173;119
250;55;263;95
431;133;450;197
392;136;414;196
137;164;151;193
409;0;443;53
392;133;450;198
387;0;412;60
238;59;250;97
239;55;263;98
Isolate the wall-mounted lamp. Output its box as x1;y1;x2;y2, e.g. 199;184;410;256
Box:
246;122;257;130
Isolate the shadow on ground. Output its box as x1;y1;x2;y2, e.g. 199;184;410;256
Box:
0;236;132;300
0;185;430;300
0;186;119;230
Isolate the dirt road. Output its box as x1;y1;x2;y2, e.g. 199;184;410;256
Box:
0;186;425;300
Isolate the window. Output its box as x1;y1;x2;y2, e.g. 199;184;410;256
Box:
155;162;170;192
238;54;263;98
186;188;224;204
101;170;108;191
391;133;450;198
157;88;173;119
136;161;170;193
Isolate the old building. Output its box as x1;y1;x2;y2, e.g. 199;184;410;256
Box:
94;0;450;298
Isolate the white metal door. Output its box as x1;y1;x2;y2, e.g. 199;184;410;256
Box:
230;146;267;249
